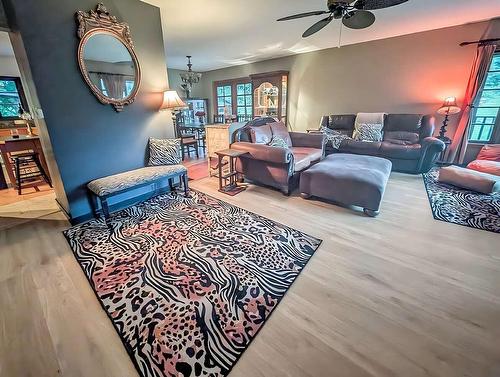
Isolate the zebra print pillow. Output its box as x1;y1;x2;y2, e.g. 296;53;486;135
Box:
353;123;383;142
148;138;182;166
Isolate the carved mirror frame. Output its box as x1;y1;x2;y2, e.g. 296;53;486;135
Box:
76;3;141;112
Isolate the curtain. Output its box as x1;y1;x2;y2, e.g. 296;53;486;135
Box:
447;44;496;163
100;73;127;99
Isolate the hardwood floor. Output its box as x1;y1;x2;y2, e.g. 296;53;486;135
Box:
0;173;499;377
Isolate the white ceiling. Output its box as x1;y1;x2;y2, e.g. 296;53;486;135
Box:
144;0;500;72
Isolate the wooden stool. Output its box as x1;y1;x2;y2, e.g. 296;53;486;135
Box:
215;149;247;195
11;152;52;195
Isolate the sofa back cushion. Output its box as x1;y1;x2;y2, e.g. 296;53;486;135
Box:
250;124;273;144
327;115;356;131
385;114;423;132
269;121;292;146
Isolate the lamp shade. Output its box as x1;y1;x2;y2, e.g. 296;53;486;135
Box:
437;96;461;115
160;90;186;110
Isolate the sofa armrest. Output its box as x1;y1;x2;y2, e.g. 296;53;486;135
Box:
417;137;445;173
231;142;293;164
289;132;325;149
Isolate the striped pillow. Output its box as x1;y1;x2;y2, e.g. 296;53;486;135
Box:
148;138;182;166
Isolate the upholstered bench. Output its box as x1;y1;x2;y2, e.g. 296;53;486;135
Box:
88;165;188;219
300;153;392;216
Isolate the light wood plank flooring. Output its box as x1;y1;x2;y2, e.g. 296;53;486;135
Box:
0;173;499;377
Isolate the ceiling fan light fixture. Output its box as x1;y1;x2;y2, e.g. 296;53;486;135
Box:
342;10;376;29
278;0;407;37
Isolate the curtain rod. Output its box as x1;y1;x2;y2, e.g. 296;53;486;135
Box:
460;38;500;47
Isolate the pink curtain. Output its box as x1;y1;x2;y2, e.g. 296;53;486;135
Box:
448;44;496;163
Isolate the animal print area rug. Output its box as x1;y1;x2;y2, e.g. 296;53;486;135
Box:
423;168;500;234
64;190;321;377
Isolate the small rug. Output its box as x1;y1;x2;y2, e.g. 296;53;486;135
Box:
422;168;500;234
64;190;321;377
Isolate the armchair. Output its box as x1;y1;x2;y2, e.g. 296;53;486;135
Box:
232;119;324;195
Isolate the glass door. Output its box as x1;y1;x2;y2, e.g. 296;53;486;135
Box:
236;83;253;119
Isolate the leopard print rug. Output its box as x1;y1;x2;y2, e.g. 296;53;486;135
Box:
423;168;500;234
64;190;321;377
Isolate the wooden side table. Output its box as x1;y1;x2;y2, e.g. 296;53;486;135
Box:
214;149;247;195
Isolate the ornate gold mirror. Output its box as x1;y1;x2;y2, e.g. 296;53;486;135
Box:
76;3;141;112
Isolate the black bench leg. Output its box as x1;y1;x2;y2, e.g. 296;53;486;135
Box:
182;174;190;197
100;197;110;219
168;178;175;192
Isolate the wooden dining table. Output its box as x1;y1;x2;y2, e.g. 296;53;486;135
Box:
0;135;51;190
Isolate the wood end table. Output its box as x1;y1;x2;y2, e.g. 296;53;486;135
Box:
214;149;248;195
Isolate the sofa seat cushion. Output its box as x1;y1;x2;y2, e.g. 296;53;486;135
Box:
291;147;323;161
250;124;273;144
339;139;381;155
384;131;420;145
269;121;292;146
290;147;322;172
88;165;187;197
380;141;422;160
467;159;500;176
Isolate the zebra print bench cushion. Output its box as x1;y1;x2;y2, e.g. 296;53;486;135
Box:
149;138;182;166
87;165;187;197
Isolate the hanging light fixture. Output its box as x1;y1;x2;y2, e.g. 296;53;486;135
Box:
180;56;202;98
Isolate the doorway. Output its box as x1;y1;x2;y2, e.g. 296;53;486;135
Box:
0;30;62;228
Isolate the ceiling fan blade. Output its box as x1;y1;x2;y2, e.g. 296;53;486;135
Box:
355;0;408;10
277;11;328;21
342;10;375;29
302;15;334;38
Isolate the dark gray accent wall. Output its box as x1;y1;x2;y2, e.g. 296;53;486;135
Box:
4;0;172;220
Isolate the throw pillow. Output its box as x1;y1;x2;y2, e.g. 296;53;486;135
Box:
148;138;182;166
321;127;351;149
353;123;383;142
268;136;289;149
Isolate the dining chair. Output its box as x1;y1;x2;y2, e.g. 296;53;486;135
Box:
213;114;225;124
175;123;199;160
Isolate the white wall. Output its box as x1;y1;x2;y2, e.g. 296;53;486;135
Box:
194;20;493;139
0;55;20;76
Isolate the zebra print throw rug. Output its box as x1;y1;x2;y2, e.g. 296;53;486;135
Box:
64;190;321;377
423;168;500;234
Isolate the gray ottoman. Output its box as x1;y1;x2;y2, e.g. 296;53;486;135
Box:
300;154;392;216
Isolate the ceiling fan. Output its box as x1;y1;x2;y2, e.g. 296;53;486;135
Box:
277;0;409;38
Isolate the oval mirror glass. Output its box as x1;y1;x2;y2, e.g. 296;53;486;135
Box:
81;33;138;101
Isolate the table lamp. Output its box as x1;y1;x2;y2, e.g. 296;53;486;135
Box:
160;90;187;133
195;111;206;125
436;97;461;142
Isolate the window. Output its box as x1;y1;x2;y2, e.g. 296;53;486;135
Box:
216;85;232;115
125;80;134;97
0;77;27;120
236;83;253;117
214;79;253;118
469;52;500;143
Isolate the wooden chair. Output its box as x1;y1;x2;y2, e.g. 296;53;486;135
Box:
175;123;199;160
213;114;225;124
237;115;254;123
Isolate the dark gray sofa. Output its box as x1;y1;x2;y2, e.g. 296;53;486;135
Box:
320;114;445;174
